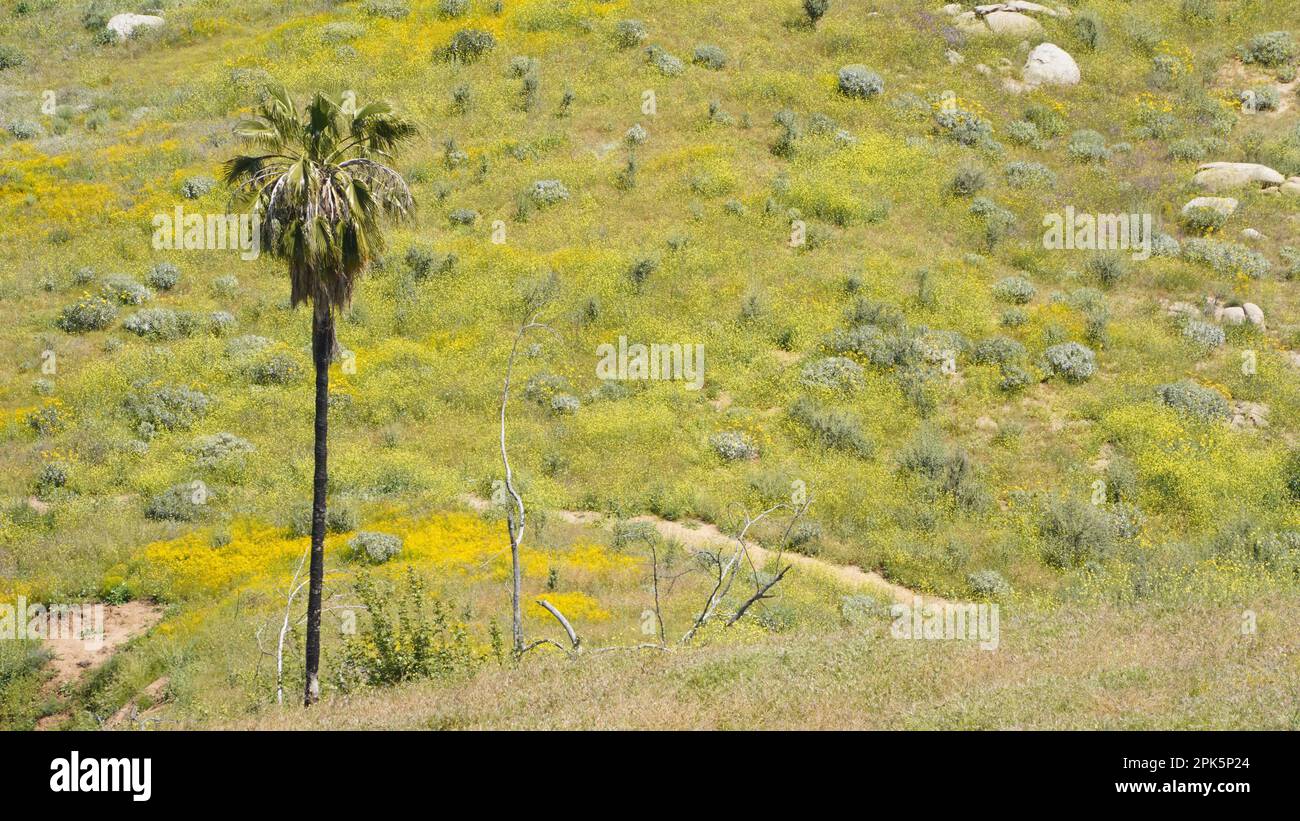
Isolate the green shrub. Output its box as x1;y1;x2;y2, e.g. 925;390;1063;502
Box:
1180;0;1215;23
1039;496;1116;568
530;179;570;205
439;0;468;17
1240;31;1296;67
1181;318;1225;351
837;65;884;98
788;397;873;458
968;569;1012;598
289;502;359;537
101;274;151;305
1073;12;1104;51
710;430;759;461
145;262;180;291
145;484;208;522
1003;160;1056;189
339;569;476;689
123;308;199;341
0;45;25;71
444;28;495;62
949;164;987;197
189;432;255;469
1044;342;1096;383
349;531;403;564
247;351;304;386
613;19;647;48
973;336;1026;366
180;175;216;199
800;355;864;392
992;275;1036;304
645;45;685;76
1285;449;1300;500
1180;205;1227;235
1023;104;1066;139
692;44;727;70
804;0;829;27
1085;253;1127;287
1067;130;1110;163
362;0;410;20
1181;238;1270;279
57;295;117;332
935;107;992;147
1005;120;1043;148
1156;380;1229;422
125;384;211;438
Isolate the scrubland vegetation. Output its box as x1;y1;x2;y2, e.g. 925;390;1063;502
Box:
1;0;1299;729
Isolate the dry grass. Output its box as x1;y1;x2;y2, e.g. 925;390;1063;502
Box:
226;595;1300;730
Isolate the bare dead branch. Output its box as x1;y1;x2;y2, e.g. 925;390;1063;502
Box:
535;598;581;651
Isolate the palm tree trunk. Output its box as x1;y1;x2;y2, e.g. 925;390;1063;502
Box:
303;309;333;706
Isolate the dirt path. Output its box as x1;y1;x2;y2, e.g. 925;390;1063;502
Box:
35;601;165;730
465;496;944;607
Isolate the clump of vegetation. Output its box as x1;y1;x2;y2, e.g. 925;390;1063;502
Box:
1044;342;1096;383
1039;496;1116;568
123;308;199;341
613;19;647;48
837;65;883;99
1085;253;1127;287
692;44;727;70
992;275;1036;304
800;356;864;392
530;179;570;205
968;569;1012;598
1003;161;1056;190
803;0;829;28
145;262;180;291
101;274;151;305
125;384;211;438
57;295;117;333
1181;205;1228;235
145;484;209;522
348;531;404;564
443;28;496;62
1156;380;1229;422
1240;31;1296;67
339;569;476;689
645;46;685;76
1181;319;1225;351
710;431;759;461
949;164;987;197
788;397;873;458
180;175;217;199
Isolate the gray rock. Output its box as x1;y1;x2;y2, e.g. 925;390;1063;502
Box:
1242;302;1265;327
1022;43;1080;86
1194;162;1286;192
1181;196;1238;217
107;13;164;38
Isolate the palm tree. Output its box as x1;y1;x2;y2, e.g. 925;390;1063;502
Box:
224;85;417;706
